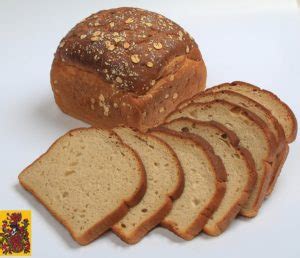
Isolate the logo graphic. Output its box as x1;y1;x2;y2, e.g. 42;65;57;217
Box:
0;211;31;256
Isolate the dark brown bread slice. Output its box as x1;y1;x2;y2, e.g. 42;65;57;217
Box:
163;118;257;235
150;128;226;239
18;128;146;245
206;81;297;143
183;90;287;196
112;127;184;244
167;100;276;217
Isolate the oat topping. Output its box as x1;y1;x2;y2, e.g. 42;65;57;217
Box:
178;31;184;41
159;107;165;113
123;42;130;49
125;17;134;23
57;7;199;94
116;76;123;83
93;31;101;36
90;36;100;41
173;92;178;99
153;42;163;50
131;54;140;63
169;74;175;81
150;80;156;86
146;62;153;68
186;45;190;53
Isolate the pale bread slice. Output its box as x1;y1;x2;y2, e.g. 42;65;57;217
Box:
167;100;276;217
206;81;297;143
150;128;226;240
163;118;257;235
18;128;146;245
112;127;184;244
183;90;287;196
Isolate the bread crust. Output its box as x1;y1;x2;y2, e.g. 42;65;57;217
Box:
266;144;289;196
18;127;147;245
184;89;287;195
149;127;226;240
111;127;184;244
50;7;207;131
163;118;257;235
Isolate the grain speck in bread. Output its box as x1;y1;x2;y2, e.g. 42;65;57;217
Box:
112;127;184;244
167;100;276;217
50;7;207;131
18;128;146;245
150;128;226;240
163;118;257;235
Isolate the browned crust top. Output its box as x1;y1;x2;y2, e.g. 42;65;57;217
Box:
54;7;201;95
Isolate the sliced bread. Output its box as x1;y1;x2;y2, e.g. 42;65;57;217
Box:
206;81;297;143
111;127;184;244
150;128;226;240
18;128;146;245
183;90;287;196
163;118;257;235
167;100;276;217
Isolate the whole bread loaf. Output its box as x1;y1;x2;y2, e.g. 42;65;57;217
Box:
51;7;206;131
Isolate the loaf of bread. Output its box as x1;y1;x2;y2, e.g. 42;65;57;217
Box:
18;128;146;245
50;7;206;131
112;127;184;244
163;118;257;235
167;100;276;217
150;128;226;240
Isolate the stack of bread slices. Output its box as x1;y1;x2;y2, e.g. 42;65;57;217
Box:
19;81;297;245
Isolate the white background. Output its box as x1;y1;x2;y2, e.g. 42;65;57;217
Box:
0;0;299;257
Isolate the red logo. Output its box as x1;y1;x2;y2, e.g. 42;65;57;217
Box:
0;212;31;255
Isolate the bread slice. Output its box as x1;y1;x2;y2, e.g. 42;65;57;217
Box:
150;128;226;240
206;81;297;143
18;128;146;245
167;100;276;217
111;127;184;244
183;90;287;196
163;118;257;235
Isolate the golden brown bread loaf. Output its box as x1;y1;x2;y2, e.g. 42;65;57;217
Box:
50;7;206;131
